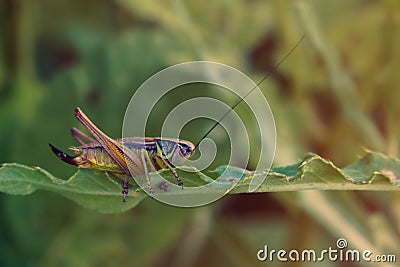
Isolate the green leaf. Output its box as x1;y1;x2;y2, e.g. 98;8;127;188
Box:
0;151;399;213
217;152;400;193
0;163;146;213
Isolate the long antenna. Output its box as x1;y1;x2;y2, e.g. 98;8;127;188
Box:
194;34;306;149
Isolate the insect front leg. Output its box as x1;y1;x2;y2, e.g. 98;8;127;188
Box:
154;153;183;189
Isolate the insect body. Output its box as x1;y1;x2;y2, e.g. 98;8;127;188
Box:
50;36;305;201
50;108;194;201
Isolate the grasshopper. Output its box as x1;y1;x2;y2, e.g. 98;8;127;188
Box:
49;107;193;201
50;36;305;201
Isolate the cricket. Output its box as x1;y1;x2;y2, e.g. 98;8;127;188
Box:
49;36;305;202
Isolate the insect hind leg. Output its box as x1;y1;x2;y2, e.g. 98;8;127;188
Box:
71;127;96;145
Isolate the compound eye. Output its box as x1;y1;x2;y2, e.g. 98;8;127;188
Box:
179;146;187;157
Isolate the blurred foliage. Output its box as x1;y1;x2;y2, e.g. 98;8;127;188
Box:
0;0;399;266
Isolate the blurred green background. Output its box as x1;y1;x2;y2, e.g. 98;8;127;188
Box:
0;0;399;266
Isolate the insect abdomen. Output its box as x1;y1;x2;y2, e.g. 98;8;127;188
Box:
78;145;125;173
50;143;125;173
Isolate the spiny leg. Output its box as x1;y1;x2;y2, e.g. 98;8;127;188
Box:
74;108;144;178
141;149;154;195
155;154;183;189
122;176;130;202
70;127;96;145
73;110;140;202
